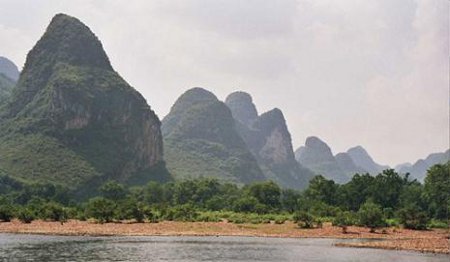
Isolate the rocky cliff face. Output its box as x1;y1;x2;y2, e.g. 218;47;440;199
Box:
0;14;168;190
162;88;265;184
225;91;313;189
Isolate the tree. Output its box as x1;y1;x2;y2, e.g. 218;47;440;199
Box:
424;162;450;220
144;181;164;205
280;189;301;213
370;169;406;209
357;201;385;233
233;196;259;213
304;175;339;206
85;197;116;223
43;202;67;223
339;173;375;211
99;181;127;201
247;181;281;210
116;197;145;222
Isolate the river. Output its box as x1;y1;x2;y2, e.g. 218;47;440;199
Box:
0;234;447;261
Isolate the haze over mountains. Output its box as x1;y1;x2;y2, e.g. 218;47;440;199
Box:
0;14;447;194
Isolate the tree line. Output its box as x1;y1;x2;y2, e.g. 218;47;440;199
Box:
0;162;448;232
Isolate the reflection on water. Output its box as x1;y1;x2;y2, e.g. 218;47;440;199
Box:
0;234;447;262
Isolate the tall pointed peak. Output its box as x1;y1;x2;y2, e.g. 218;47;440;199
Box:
225;91;258;126
23;13;112;72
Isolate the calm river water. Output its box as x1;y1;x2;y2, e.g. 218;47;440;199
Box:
0;233;447;261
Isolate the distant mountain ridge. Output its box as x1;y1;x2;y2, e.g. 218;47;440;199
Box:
395;149;449;181
295;137;389;183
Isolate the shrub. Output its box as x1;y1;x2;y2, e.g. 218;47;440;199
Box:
396;205;429;230
333;211;355;233
142;206;158;223
0;204;14;222
85;197;116;223
358;201;385;233
17;208;35;223
164;204;198;221
428;219;449;229
293;211;314;228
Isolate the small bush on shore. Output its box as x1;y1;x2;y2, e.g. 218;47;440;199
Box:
17;208;35;223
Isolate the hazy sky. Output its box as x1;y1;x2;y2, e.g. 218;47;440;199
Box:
0;0;448;166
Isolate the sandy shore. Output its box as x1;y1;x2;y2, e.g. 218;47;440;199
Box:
0;220;448;254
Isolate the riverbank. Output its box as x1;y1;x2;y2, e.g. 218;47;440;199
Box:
0;220;448;254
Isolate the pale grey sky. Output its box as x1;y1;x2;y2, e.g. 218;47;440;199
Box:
0;0;448;166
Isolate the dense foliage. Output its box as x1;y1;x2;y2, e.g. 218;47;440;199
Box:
0;163;448;231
